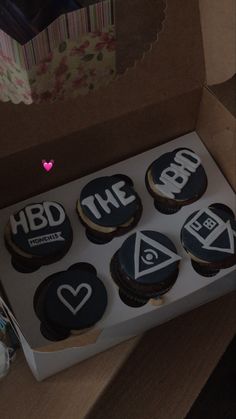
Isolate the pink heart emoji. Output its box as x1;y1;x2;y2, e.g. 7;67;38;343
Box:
42;160;54;172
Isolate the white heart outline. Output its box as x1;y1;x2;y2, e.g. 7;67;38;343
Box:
57;283;93;315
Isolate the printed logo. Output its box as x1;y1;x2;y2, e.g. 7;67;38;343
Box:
10;202;66;235
184;208;236;254
28;232;65;247
134;232;181;279
57;284;92;315
81;180;136;220
156;149;201;199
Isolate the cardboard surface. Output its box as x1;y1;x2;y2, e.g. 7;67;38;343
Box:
197;87;236;191
199;0;236;85
210;75;236;118
37;329;102;352
0;88;202;208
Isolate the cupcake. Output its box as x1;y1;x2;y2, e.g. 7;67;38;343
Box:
34;263;108;341
4;201;73;272
181;204;236;277
77;174;142;244
110;230;181;307
145;148;208;214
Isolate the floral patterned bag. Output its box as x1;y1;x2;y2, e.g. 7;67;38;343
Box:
0;0;116;104
0;0;166;104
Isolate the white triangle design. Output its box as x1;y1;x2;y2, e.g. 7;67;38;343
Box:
202;221;235;254
184;208;235;254
134;232;181;280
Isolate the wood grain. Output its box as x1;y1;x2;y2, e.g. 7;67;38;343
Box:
116;0;166;74
87;293;236;419
0;294;235;419
0;338;139;419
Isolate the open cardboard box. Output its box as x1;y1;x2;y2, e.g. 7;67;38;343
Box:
0;0;235;201
0;0;235;380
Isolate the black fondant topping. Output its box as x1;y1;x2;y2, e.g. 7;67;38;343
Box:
181;206;236;264
150;148;207;201
80;176;140;227
118;230;181;284
9;202;73;258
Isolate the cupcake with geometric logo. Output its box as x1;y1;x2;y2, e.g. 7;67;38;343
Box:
4;201;73;273
145;148;208;214
34;263;108;341
77;174;142;244
110;230;181;307
181;203;236;277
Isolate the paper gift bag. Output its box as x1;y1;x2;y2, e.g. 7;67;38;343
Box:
0;0;166;104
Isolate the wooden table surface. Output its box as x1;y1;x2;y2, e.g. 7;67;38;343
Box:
0;293;235;419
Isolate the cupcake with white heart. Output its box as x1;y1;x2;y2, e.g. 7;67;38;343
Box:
34;263;108;341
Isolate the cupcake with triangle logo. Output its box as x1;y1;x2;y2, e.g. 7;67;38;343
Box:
110;230;181;307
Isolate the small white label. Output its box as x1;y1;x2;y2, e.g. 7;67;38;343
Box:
28;232;65;247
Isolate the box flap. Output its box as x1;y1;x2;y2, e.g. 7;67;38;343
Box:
197;87;236;191
210;75;236;117
0;88;202;207
199;0;236;85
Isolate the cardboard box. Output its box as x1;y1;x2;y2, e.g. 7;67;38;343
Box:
0;132;236;381
0;0;235;205
0;0;235;380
